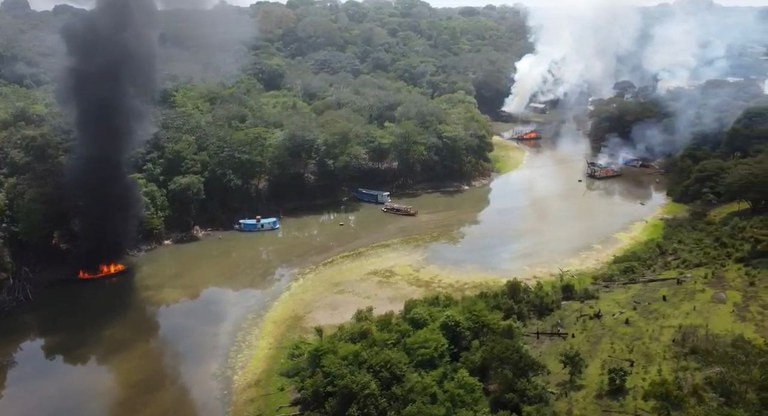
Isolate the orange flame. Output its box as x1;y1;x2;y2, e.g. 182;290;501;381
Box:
78;263;127;280
520;131;542;140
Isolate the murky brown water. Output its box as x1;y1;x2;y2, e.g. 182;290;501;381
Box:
0;130;666;416
428;134;666;274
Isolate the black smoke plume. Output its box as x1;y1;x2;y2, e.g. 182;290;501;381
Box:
62;0;157;270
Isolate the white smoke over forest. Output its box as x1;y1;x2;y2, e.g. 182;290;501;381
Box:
506;0;768;165
505;0;768;113
505;0;642;112
29;0;234;9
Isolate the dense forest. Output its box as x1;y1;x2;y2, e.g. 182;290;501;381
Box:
276;96;768;415
0;0;531;293
0;0;766;414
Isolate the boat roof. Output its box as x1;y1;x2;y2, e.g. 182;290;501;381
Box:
239;218;278;224
358;188;389;194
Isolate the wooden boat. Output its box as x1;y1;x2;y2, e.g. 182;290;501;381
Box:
381;203;418;216
234;216;280;232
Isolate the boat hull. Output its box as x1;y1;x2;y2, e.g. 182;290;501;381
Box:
235;224;280;232
381;209;417;216
381;203;418;216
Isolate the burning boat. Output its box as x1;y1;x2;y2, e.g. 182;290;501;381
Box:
381;202;418;216
509;128;542;141
586;161;622;179
78;263;127;280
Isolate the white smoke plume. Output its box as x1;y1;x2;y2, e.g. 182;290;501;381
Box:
505;0;768;113
29;0;255;9
506;0;642;112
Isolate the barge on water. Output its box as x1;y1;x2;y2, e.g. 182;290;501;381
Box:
382;202;418;216
507;127;542;141
586;161;622;179
353;188;391;204
234;216;280;232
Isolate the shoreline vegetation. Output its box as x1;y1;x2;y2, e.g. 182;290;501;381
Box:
0;123;520;315
141;133;526;252
1;1;532;312
227;150;672;416
229;131;530;416
490;136;526;175
129;140;521;256
233;195;765;416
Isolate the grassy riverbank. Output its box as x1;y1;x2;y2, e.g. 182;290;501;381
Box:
527;203;767;415
230;235;504;416
230;141;529;415
230;200;683;416
490;135;526;174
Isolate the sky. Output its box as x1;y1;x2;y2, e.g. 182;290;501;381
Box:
26;0;768;11
427;0;768;5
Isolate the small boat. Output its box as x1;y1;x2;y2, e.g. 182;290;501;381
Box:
381;202;418;216
78;263;128;280
234;216;280;232
353;188;391;204
513;129;542;141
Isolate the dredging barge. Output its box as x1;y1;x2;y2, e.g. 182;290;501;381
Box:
586;160;622;179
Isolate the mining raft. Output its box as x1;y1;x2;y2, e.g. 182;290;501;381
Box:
586;160;622;179
509;128;542;141
381;202;418;216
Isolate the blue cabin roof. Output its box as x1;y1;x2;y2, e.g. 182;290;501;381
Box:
239;217;279;225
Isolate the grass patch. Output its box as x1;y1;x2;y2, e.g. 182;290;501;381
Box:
232;237;505;416
235;201;765;416
528;264;768;415
709;201;750;221
490;136;526;174
662;201;688;217
614;201;687;246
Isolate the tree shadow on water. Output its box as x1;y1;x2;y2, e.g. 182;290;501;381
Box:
0;271;200;416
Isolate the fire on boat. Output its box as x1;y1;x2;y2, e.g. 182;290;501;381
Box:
78;263;127;280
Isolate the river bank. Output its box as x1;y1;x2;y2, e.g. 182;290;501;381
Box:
230;201;678;416
0;131;670;416
0;161;513;316
229;136;668;416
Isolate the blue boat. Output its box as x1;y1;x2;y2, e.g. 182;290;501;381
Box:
353;188;391;204
234;216;280;232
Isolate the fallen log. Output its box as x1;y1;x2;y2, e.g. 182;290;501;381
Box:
524;331;568;340
612;276;686;286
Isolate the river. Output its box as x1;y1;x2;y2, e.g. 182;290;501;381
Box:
0;133;666;416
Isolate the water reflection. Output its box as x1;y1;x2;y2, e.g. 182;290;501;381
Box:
584;168;666;202
0;133;669;415
427;144;667;274
0;187;493;416
0;274;199;416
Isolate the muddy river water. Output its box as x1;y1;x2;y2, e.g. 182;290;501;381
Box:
0;135;665;416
